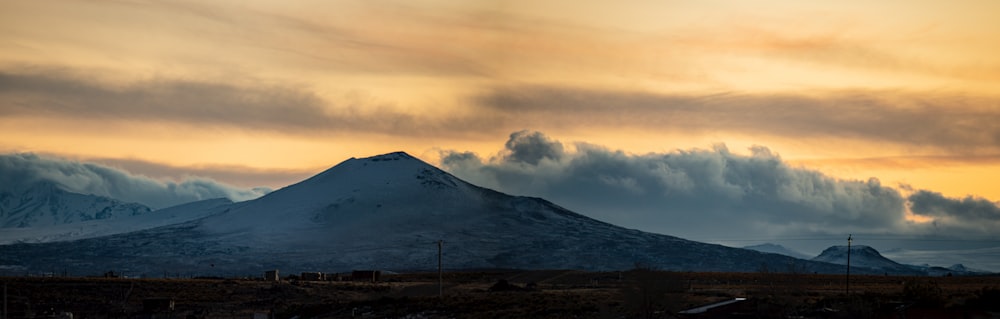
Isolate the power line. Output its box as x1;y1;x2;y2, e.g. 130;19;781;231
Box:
688;236;1000;243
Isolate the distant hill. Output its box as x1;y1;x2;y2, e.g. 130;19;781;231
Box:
883;247;999;274
743;243;811;259
812;245;922;275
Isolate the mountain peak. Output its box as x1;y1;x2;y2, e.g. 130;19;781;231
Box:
360;151;416;162
299;151;436;188
196;151;472;238
812;245;920;274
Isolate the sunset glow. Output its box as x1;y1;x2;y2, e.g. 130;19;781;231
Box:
2;1;999;250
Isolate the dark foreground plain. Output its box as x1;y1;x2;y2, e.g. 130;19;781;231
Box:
3;270;1000;318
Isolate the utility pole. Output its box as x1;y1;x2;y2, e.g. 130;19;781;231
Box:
438;240;443;299
846;234;852;296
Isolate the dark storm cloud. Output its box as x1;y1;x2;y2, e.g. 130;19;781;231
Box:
475;86;1000;153
0;153;269;209
503;130;564;165
909;190;1000;222
442;131;908;240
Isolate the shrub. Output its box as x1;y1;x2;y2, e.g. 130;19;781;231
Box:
902;280;945;308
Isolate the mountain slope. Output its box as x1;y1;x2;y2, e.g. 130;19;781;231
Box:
743;243;812;259
0;181;151;228
0;152;871;276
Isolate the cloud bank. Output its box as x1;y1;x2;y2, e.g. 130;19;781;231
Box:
441;131;1000;253
0;153;270;209
908;190;1000;234
82;157;315;190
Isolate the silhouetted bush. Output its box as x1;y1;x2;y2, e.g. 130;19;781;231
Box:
902;279;945;308
489;279;529;292
621;266;685;319
966;286;1000;311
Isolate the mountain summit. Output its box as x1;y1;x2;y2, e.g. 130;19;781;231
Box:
1;152;859;276
194;151;530;248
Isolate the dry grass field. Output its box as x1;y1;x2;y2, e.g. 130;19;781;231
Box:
2;270;1000;318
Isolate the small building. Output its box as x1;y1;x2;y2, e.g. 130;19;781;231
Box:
301;272;325;281
351;270;382;282
264;269;280;281
329;273;351;281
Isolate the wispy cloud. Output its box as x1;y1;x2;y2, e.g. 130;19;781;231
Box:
475;87;1000;154
0;153;269;209
0;69;495;137
6;67;999;158
792;154;1000;170
79;156;315;190
0;70;327;131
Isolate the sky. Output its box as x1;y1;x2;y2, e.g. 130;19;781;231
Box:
2;1;999;266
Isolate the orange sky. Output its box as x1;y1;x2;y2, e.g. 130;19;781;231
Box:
1;0;999;202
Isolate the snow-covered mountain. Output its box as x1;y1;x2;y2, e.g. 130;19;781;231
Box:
743;243;811;259
0;198;232;245
0;181;151;228
811;245;921;275
0;152;876;277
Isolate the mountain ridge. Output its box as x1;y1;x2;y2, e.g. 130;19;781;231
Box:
743;243;812;259
0;180;152;228
0;152;893;276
